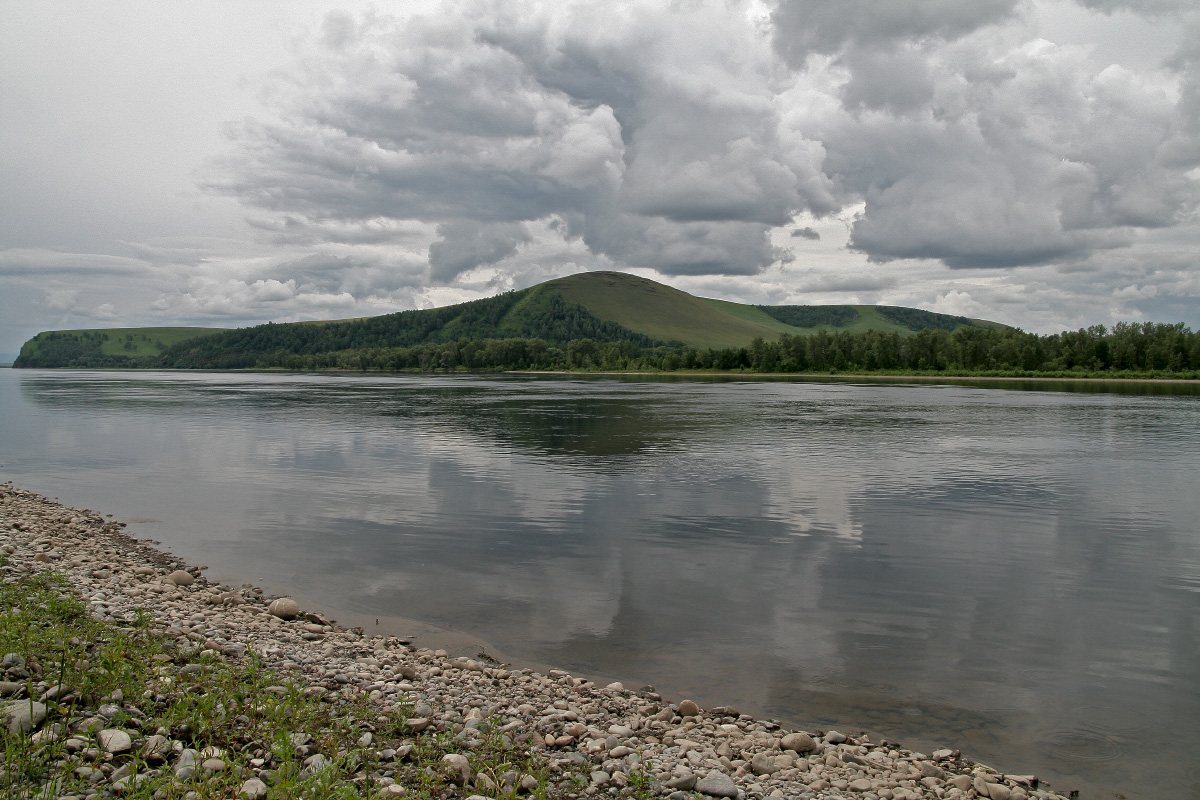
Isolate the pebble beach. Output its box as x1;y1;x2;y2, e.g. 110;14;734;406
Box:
1;483;1076;800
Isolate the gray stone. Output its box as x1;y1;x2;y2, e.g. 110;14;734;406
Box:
238;777;268;799
0;653;24;669
666;773;697;791
268;598;300;619
920;761;945;779
98;728;132;754
0;681;25;697
985;784;1012;800
112;774;150;794
202;757;228;773
405;717;430;732
780;732;818;753
174;748;200;771
825;730;847;744
166;570;195;586
677;699;701;717
140;734;171;761
750;752;779;775
442;753;472;786
590;770;610;785
695;772;738;798
2;699;47;735
848;777;874;791
303;754;331;773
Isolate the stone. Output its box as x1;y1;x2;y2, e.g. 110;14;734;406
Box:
849;777;874;791
442;753;472;786
303;754;331;773
666;773;697;791
140;733;171;761
825;730;847;744
591;770;610;785
239;778;268;799
920;762;945;779
0;681;25;697
1;699;46;735
695;772;739;798
268;597;301;619
677;699;701;717
985;784;1012;800
750;752;780;775
112;774;150;794
780;732;817;753
166;570;195;586
98;728;132;753
30;722;65;744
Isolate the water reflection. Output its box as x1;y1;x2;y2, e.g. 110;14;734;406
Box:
5;370;1200;799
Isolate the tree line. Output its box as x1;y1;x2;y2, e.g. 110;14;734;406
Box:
231;321;1200;376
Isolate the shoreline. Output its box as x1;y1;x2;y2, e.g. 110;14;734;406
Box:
2;483;1073;800
8;364;1200;386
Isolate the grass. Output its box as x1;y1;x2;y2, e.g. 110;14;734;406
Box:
550;272;790;349
21;327;225;359
0;558;640;800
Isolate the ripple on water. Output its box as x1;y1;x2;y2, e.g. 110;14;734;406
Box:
1039;728;1124;763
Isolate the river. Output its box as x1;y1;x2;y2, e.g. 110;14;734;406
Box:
1;369;1197;799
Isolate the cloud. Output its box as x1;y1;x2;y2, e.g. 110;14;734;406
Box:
771;0;1021;65
207;1;834;278
0;248;153;277
1074;0;1196;14
429;220;531;283
816;36;1200;268
791;226;820;240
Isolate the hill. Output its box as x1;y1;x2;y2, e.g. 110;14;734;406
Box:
14;327;227;368
14;272;1007;368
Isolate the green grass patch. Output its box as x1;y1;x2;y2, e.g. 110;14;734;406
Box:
550;272;787;348
0;558;626;800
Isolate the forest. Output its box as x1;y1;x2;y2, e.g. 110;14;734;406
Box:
224;321;1199;377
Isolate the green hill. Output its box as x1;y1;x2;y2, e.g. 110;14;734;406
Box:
14;272;1008;368
14;327;226;368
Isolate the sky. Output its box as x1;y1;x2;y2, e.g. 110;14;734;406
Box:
2;0;1198;354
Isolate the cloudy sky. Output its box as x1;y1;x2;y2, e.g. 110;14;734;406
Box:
2;0;1198;354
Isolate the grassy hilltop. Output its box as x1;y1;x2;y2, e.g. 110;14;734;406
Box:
14;272;1001;369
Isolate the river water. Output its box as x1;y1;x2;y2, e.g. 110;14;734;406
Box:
1;369;1197;799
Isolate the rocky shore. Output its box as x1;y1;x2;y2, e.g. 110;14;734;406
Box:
1;484;1072;800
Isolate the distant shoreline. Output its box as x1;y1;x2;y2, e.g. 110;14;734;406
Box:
8;365;1200;384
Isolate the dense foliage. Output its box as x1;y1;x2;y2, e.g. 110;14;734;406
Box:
152;288;658;369
234;321;1200;377
874;306;975;333
757;305;860;328
13;331;153;369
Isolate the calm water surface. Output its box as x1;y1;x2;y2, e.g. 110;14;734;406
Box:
1;370;1198;799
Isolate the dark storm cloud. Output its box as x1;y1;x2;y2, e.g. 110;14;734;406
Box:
792;227;820;240
429;221;531;283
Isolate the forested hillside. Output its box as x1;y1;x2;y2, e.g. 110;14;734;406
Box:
232;321;1199;377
